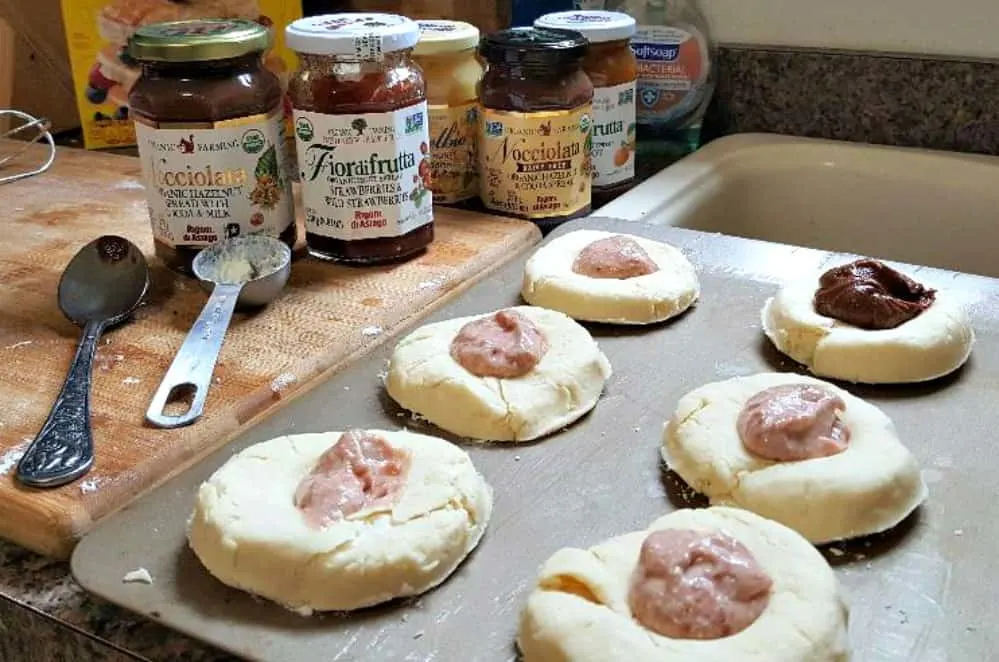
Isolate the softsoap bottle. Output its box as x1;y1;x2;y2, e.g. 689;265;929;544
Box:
600;0;715;175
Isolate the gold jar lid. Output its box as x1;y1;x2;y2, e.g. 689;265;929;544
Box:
413;20;480;56
128;19;271;63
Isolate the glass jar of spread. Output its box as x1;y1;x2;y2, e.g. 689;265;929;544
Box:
128;19;296;276
285;14;434;265
413;20;483;206
535;10;637;206
478;27;593;232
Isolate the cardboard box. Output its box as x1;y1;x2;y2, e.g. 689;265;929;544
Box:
60;0;303;150
0;0;79;136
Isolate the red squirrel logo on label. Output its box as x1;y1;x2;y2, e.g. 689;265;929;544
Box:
178;135;195;154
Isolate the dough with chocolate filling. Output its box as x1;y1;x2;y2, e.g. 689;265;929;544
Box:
662;372;927;544
762;260;973;383
518;506;849;662
386;305;612;442
188;429;492;613
522;230;700;324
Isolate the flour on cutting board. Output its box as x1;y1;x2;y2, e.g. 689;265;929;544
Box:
418;278;444;290
0;438;32;474
270;372;297;394
79;477;103;494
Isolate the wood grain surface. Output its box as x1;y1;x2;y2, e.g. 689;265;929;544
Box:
0;141;540;559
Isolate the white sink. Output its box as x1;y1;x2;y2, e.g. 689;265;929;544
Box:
599;133;999;278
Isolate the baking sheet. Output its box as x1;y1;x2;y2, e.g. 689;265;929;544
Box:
72;218;998;661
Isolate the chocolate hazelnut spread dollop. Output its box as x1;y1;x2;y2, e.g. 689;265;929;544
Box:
294;430;410;529
629;529;772;640
813;258;936;330
738;384;850;462
571;235;659;279
450;309;549;378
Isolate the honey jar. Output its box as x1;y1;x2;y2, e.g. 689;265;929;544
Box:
413;20;483;206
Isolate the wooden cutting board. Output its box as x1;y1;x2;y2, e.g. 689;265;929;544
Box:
0;141;540;559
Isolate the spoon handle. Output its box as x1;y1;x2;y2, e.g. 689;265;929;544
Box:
146;283;243;429
16;320;105;488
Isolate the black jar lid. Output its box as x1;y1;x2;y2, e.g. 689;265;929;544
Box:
479;26;587;68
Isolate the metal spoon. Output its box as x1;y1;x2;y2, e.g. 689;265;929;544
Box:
16;236;149;488
145;235;291;429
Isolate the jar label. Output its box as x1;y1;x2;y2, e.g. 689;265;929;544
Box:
134;111;294;248
428;101;479;204
479;105;592;220
591;82;637;188
631;25;709;126
293;103;433;240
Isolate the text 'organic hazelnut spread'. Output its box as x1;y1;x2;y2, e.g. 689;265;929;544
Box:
478;27;594;231
128;19;296;275
286;14;434;265
413;20;483;205
814;258;936;330
535;10;638;204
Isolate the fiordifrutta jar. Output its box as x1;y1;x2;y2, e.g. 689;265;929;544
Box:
128;19;296;275
285;14;434;265
535;10;637;205
412;20;483;206
478;27;594;232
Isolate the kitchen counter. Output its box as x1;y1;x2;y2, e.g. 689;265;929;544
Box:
0;147;540;662
0;540;229;661
7;42;999;661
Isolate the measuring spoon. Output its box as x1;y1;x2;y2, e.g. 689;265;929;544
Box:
17;236;149;488
146;235;291;429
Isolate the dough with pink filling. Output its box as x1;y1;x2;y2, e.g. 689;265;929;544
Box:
522;230;699;325
386;305;611;442
518;506;849;662
662;372;927;543
188;429;492;614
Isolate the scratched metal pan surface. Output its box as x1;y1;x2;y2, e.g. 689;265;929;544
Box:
72;217;996;662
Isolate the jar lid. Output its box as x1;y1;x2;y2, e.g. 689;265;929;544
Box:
285;13;419;57
479;27;588;68
534;10;637;43
128;19;271;62
413;20;480;55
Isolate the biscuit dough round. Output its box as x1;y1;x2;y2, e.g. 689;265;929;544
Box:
188;429;493;613
663;372;927;544
762;277;974;383
518;506;849;662
386;305;612;442
521;230;700;324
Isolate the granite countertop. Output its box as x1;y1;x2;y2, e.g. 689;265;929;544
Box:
4;44;999;662
0;540;231;661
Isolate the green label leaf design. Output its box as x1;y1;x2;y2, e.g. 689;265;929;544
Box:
254;145;279;180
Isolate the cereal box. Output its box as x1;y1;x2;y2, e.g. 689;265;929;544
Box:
60;0;303;149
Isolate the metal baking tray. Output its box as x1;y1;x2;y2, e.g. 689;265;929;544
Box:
72;217;997;661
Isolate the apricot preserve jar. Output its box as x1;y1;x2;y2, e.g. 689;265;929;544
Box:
129;19;296;276
413;20;483;205
286;14;434;264
535;10;637;205
478;27;593;232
